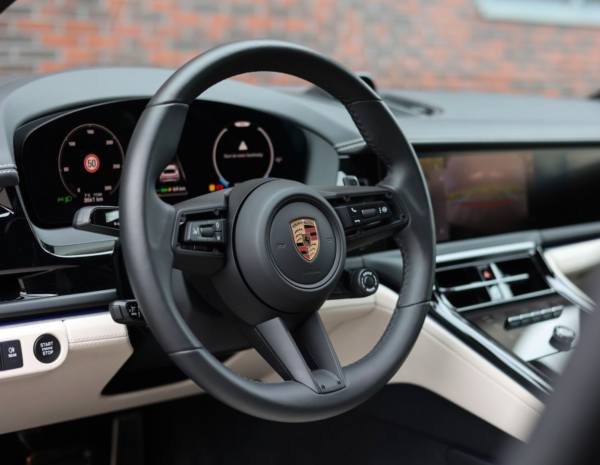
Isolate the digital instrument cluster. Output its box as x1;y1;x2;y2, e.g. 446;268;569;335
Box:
17;99;308;227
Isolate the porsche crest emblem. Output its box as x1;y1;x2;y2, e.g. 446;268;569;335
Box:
290;218;319;261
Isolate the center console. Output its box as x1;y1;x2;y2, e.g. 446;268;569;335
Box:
431;241;592;395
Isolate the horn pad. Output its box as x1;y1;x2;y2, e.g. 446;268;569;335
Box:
233;180;345;314
269;202;337;285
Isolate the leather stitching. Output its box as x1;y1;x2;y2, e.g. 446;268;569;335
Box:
345;102;393;186
70;333;127;342
396;237;409;307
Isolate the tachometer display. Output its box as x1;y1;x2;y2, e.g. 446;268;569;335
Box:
212;121;274;186
58;124;124;204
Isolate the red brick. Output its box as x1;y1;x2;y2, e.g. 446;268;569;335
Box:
65;49;97;61
64;20;99;34
88;36;121;49
39;62;70;73
284;18;306;33
173;12;202;27
42;34;79;47
17;20;54;32
246;15;271;31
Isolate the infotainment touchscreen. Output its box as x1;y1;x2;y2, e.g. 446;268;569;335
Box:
419;148;600;242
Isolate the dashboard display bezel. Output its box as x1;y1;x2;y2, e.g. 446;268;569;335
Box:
15;98;308;229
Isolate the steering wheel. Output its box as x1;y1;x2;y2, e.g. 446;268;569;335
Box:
120;40;435;422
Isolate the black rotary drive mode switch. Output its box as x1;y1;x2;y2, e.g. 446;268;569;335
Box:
349;269;380;297
34;334;61;364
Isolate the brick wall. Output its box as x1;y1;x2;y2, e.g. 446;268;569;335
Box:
1;0;600;98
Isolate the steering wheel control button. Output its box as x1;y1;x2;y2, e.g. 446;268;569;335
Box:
33;335;60;364
342;200;394;229
1;340;23;370
361;208;377;219
185;219;226;243
201;226;215;238
550;326;576;351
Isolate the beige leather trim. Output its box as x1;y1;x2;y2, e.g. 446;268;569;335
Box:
544;239;600;303
0;289;543;440
260;287;545;441
545;238;600;278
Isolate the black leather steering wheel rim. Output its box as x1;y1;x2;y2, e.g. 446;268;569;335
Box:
120;40;436;422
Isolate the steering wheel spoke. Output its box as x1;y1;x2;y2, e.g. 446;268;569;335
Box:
171;189;230;276
318;185;409;251
252;312;345;394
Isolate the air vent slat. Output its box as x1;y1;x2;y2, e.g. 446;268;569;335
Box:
439;273;529;294
436;256;550;311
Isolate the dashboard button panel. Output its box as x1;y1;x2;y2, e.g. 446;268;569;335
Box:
505;305;564;329
1;340;23;370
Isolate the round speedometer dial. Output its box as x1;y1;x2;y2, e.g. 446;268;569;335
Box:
212;121;274;186
58;124;124;203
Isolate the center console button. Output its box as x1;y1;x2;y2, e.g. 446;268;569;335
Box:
550;326;576;351
506;315;521;329
529;310;543;323
34;334;61;364
1;340;23;370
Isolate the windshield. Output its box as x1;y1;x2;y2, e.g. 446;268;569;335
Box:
1;0;600;98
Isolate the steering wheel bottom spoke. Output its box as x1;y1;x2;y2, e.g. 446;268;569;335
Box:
171;189;229;276
254;312;345;394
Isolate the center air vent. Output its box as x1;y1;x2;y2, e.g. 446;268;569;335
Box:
436;256;551;311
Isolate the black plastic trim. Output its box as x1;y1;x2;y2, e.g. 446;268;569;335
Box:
0;289;118;322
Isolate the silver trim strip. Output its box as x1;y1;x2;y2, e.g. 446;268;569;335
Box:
436;241;537;264
439;273;529;294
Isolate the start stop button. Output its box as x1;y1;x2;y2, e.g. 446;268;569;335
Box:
34;334;61;364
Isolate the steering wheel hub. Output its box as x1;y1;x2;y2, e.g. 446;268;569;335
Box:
233;180;345;314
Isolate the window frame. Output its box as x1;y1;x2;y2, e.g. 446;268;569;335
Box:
477;0;600;27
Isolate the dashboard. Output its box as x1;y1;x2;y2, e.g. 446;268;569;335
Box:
15;96;600;242
1;67;600;438
15;99;308;227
